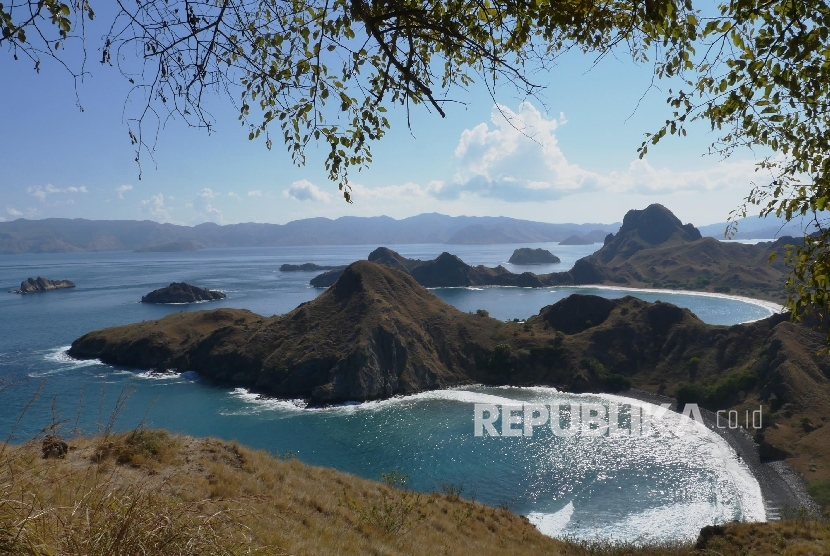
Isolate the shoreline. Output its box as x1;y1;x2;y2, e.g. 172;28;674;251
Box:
622;388;820;521
425;283;785;322
567;284;785;317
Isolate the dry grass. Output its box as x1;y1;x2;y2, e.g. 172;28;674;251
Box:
1;429;829;555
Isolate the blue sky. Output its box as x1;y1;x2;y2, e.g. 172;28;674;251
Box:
0;19;768;227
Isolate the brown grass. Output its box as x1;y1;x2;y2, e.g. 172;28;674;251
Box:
0;429;829;555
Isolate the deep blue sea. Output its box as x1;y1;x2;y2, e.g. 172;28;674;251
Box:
0;242;773;542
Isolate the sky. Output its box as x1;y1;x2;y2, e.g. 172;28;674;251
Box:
0;11;771;227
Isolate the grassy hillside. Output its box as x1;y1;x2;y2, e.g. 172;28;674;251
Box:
3;430;829;555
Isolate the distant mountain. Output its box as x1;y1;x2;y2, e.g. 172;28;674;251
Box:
699;214;816;240
0;215;620;254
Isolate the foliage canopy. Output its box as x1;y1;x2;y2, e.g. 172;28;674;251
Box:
3;0;830;335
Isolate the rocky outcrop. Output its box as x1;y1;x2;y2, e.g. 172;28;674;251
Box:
508;248;561;264
141;282;226;304
280;263;346;272
558;235;592;246
11;277;75;294
539;294;617;334
592;203;702;265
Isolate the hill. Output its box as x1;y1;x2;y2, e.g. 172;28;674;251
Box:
0;214;618;253
5;429;827;555
582;204;797;301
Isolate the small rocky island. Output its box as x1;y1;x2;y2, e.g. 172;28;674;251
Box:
141;282;226;304
279;263;347;272
11;277;75;294
558;234;593;246
508;248;561;264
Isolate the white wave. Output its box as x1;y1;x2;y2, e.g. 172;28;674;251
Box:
219;385;534;415
135;370;184;381
219;388;308;415
563;285;784;320
34;346;102;375
579;501;726;544
528;501;574;537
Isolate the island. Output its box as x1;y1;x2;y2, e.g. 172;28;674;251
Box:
558;234;593;245
140;282;226;304
279;263;347;272
11;277;75;294
507;248;561;264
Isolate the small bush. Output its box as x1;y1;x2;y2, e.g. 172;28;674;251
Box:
440;481;464;502
475;309;489;318
94;429;178;468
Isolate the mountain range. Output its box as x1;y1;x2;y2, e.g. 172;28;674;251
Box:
1;210;814;254
0;215;618;253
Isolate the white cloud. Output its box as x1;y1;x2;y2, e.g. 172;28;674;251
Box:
423;102;758;202
138;193;171;222
284;180;331;202
6;206;23;217
116;185;133;199
27;184;89;202
228;191;241;199
194;188;223;223
247;190;263;197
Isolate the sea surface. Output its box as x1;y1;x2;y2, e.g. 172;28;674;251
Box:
0;242;773;542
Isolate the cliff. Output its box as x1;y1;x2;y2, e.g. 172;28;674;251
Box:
11;277;75;294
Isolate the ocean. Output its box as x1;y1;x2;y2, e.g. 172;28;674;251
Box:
0;242;773;543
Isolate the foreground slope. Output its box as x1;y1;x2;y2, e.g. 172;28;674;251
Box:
8;430;828;555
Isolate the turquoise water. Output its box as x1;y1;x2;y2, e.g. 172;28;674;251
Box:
0;244;773;542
